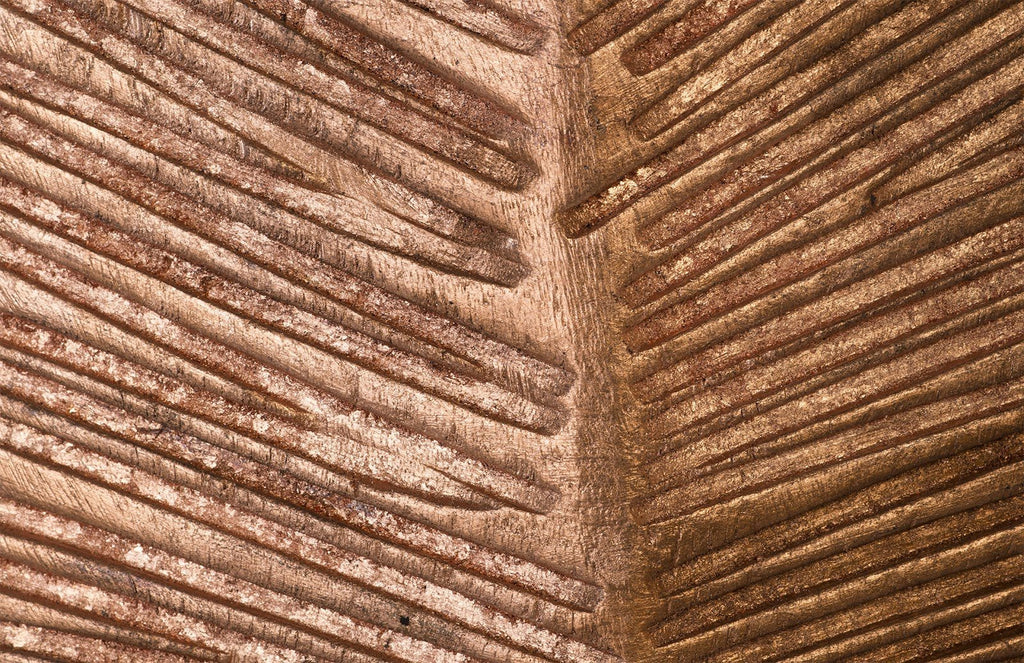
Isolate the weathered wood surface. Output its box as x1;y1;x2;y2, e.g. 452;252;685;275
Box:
0;0;1023;660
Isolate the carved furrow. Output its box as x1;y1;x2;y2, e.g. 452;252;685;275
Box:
627;145;1024;359
573;0;1024;650
0;382;601;616
643;256;1024;441
189;0;530;136
0;242;561;514
89;0;531;188
566;0;669;55
841;600;1024;662
637;3;1023;249
0;125;564;433
559;0;1021;236
623;41;1024;311
621;0;790;75
642;246;1024;472
638;287;1024;505
1;0;617;657
0;496;464;663
0;343;491;509
0;416;614;663
704;556;1024;662
397;0;545;53
0;0;518;261
0;167;569;405
0;343;601;610
656;434;1024;598
0;300;556;511
0;235;566;513
0;223;308;419
0;651;57;663
637;343;1024;523
0;224;552;508
655;478;1024;643
0;621;199;663
630;0;1007;144
0;442;603;662
620;0;813;118
0;225;598;627
674;551;1024;658
661;521;1024;658
630;209;1024;408
68;0;529;191
0;555;327;662
0;57;526;286
630;0;862;137
0;531;379;662
239;0;528;138
0;592;220;661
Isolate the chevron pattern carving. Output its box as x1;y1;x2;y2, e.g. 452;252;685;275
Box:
1;0;1023;660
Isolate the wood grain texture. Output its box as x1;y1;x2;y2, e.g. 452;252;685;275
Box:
1;0;1023;660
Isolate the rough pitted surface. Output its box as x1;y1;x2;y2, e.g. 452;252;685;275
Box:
0;0;1023;660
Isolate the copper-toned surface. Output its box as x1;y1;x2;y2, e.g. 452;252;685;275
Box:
0;0;1023;660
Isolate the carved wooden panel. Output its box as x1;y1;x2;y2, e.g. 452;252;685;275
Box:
0;0;1022;660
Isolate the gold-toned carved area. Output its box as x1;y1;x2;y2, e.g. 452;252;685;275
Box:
0;0;1023;661
566;0;1024;658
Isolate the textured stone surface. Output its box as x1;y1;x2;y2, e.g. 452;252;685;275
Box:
0;0;1023;660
